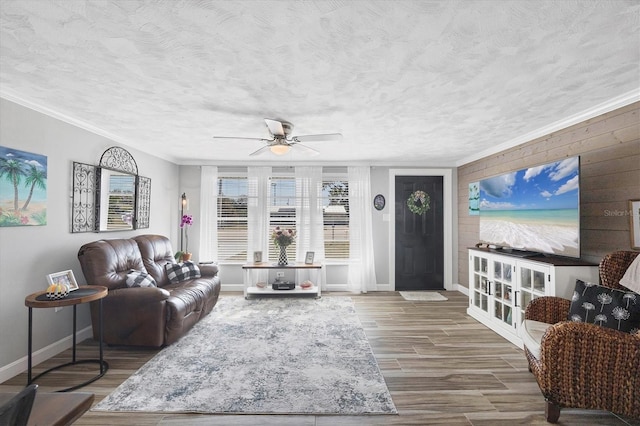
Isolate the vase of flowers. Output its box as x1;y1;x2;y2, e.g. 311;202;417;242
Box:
175;214;193;262
271;226;296;265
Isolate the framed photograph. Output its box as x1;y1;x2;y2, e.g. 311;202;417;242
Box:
630;199;640;250
46;270;79;291
305;251;315;264
373;194;385;211
253;251;263;263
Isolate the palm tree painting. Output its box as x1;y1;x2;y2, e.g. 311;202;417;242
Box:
0;146;47;226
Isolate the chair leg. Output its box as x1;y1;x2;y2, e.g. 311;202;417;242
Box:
545;400;561;423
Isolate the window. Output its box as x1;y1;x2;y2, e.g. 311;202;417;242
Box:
268;176;296;262
322;177;349;259
216;174;247;262
215;168;350;263
104;173;135;230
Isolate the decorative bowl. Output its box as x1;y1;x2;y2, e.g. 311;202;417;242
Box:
46;283;69;299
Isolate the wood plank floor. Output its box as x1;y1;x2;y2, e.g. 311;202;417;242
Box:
2;291;638;425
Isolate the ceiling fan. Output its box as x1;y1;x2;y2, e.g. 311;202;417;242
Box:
213;118;342;156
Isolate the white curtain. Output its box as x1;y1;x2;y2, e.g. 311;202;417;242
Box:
347;166;377;293
247;167;271;283
199;166;218;262
295;166;327;289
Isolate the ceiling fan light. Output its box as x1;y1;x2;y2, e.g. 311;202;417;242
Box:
270;144;290;155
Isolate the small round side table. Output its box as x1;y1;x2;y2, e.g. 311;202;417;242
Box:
25;285;109;392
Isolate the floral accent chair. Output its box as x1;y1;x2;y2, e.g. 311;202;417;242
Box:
522;251;640;423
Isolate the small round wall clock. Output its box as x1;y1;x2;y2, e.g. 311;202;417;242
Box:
373;194;385;211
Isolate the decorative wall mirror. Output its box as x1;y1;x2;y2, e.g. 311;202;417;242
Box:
71;146;151;233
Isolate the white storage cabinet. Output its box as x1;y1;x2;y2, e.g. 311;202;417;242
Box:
467;248;599;348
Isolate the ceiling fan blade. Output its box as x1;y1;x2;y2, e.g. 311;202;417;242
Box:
264;119;285;136
292;133;342;143
248;145;272;156
213;136;271;143
291;143;320;156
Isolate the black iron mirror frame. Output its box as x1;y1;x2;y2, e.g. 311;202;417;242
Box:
71;147;151;233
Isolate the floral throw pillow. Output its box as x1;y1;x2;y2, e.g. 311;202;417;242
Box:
126;270;157;288
568;279;640;334
165;261;201;284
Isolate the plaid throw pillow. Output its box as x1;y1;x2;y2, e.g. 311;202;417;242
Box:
165;261;201;284
126;270;157;288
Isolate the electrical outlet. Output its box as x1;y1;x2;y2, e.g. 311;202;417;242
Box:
276;272;285;278
55;307;63;313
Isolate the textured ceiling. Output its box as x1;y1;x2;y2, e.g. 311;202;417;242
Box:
1;0;639;165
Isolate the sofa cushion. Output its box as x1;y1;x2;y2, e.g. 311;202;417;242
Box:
78;238;146;290
126;270;157;288
520;319;553;360
133;234;176;287
165;261;201;284
568;279;640;334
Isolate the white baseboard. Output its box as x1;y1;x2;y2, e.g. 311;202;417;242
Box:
453;283;469;296
0;326;93;384
221;284;244;292
228;283;402;293
374;283;393;291
223;283;469;294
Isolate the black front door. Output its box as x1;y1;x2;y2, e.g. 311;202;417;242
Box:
395;175;444;290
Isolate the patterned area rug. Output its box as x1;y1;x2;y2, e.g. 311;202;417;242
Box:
400;291;448;301
93;296;397;415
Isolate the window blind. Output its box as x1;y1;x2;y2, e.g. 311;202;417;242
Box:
216;175;248;262
215;168;350;263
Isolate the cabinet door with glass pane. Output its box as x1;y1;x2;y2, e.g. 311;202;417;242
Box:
469;252;490;317
492;257;516;330
518;261;550;319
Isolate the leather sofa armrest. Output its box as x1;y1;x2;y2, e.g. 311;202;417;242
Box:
199;264;219;278
89;286;171;347
524;296;570;324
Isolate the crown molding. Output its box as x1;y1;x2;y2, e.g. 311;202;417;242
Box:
0;89;179;163
3;87;637;169
456;89;640;167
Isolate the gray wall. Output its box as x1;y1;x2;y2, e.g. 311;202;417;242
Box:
371;167;391;285
0;98;179;379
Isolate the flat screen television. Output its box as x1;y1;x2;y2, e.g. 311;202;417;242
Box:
479;156;580;258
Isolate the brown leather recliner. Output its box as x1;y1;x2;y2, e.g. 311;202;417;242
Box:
77;234;221;347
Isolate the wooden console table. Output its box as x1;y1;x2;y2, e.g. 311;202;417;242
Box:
242;262;323;299
25;285;109;392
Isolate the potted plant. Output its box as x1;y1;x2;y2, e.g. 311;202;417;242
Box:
175;214;193;262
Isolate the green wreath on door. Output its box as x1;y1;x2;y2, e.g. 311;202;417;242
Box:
407;190;430;215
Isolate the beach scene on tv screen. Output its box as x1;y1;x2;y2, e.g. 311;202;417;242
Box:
479;157;580;258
